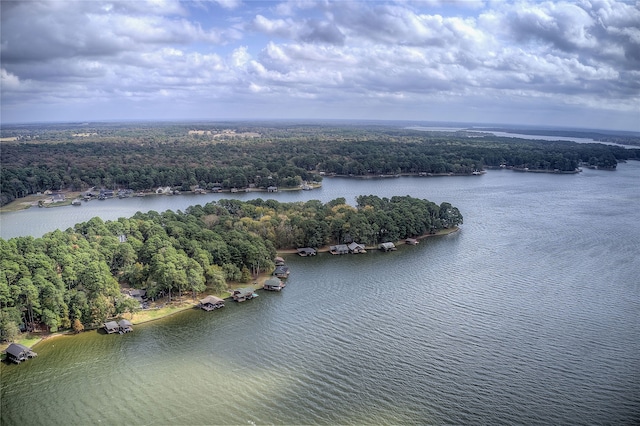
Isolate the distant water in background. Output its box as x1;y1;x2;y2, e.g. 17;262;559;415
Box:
2;163;639;425
407;125;637;148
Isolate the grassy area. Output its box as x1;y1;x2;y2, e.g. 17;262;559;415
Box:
17;335;42;348
0;333;47;357
130;301;197;324
0;192;84;213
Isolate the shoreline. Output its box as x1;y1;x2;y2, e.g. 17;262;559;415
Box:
0;184;322;213
1;229;457;355
0;277;269;355
276;226;459;254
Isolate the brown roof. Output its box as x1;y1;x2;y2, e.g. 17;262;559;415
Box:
200;295;224;305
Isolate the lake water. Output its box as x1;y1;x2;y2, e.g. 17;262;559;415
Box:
2;164;640;425
407;126;637;148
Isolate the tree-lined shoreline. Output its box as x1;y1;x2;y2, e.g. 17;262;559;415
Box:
0;195;462;346
3;122;637;207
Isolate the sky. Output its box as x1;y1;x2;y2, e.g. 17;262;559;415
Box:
1;0;639;131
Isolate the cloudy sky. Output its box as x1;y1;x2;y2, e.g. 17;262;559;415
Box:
1;0;639;130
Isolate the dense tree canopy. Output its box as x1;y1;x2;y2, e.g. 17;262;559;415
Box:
0;195;460;339
2;122;637;206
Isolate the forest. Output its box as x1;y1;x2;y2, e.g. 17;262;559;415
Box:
0;195;462;341
2;121;638;207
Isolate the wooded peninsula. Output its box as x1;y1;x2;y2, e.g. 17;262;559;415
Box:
0;195;462;341
2;121;638;207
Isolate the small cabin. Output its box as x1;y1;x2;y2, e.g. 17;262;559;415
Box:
330;244;349;255
273;265;290;278
128;289;146;301
297;247;317;257
232;288;257;302
378;242;397;252
348;242;366;254
4;343;37;364
263;277;285;291
103;321;119;334
118;319;133;334
199;295;225;311
405;238;419;245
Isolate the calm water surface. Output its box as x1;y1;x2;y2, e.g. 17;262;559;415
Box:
1;163;639;425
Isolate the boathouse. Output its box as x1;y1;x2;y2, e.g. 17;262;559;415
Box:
273;265;290;278
232;288;257;302
330;244;349;255
348;242;366;254
118;319;133;334
5;343;37;364
405;238;419;245
199;295;225;311
297;247;317;257
378;242;397;252
263;277;285;291
274;256;285;266
104;321;120;334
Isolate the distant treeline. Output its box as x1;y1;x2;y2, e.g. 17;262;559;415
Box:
1;122;638;206
0;195;461;339
475;127;640;146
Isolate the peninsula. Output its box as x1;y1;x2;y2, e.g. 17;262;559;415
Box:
0;195;462;348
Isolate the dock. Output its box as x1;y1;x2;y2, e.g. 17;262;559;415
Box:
199;295;225;311
4;343;37;364
232;288;258;302
263;277;285;291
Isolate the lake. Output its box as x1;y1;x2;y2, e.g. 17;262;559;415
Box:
407;126;637;148
1;164;639;425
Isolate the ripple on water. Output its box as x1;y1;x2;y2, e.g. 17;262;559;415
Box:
3;167;640;425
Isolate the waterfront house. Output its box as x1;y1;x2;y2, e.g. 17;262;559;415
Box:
232;288;257;302
104;321;120;334
297;247;317;256
5;343;37;364
378;242;397;252
199;295;225;311
51;193;66;203
348;242;366;254
118;319;133;334
273;265;290;278
263;277;285;291
330;244;349;255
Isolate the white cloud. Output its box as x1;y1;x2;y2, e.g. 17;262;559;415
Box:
1;68;22;90
0;0;638;130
